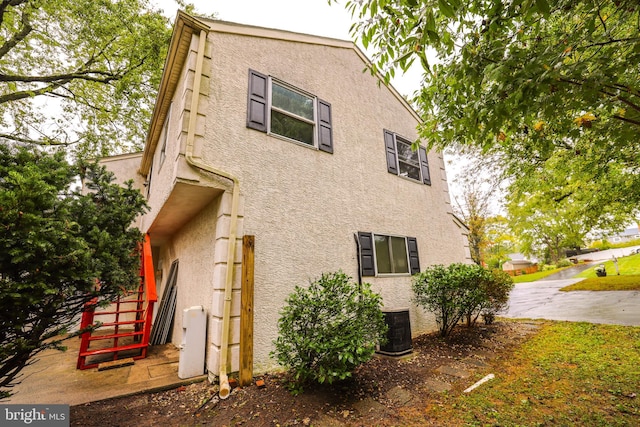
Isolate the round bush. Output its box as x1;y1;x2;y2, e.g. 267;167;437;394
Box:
412;263;514;335
272;271;387;391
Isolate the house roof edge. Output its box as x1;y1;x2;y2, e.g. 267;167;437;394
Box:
140;11;210;177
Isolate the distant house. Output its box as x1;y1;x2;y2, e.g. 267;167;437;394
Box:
502;257;538;276
99;11;470;389
607;226;640;244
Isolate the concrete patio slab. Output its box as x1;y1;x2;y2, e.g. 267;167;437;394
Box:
5;336;206;407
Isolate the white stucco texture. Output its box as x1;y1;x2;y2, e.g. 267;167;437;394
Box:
108;18;470;379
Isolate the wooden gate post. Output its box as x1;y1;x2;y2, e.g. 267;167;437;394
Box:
239;235;255;386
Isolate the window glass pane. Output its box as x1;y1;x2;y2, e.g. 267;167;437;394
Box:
396;138;419;166
396;138;421;181
374;235;392;274
271;110;314;145
272;83;314;120
390;236;409;273
374;235;409;274
398;162;421;180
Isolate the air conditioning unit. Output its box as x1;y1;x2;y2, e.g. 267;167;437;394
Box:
377;308;412;356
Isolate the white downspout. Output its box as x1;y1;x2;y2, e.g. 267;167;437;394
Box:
184;29;239;400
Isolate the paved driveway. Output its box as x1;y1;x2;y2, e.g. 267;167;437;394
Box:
502;278;640;326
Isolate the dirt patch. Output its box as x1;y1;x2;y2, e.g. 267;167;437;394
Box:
71;321;540;426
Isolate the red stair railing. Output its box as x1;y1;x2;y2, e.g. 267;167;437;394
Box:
77;234;158;370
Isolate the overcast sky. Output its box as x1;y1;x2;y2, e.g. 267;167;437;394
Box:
154;0;353;39
150;0;423;96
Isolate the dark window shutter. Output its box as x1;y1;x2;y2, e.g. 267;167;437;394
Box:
358;232;375;277
407;237;420;274
317;99;333;153
384;130;398;175
418;146;431;185
247;69;268;132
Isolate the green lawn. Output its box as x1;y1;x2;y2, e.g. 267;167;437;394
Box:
562;275;640;291
511;267;570;283
576;253;640;278
557;253;640;291
423;322;640;426
513;253;640;289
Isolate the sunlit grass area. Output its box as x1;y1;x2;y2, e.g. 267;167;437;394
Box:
576;253;640;278
511;254;640;287
511;267;569;283
418;322;640;426
562;275;640;291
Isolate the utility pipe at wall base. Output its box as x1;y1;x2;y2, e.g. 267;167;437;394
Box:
184;29;239;400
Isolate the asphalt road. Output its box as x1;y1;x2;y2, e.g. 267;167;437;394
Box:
502;278;640;326
538;263;595;281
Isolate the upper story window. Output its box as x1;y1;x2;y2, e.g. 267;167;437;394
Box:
271;82;315;145
247;69;333;153
384;129;431;185
357;232;420;277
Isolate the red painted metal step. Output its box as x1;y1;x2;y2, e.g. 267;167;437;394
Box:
76;234;158;370
79;342;148;358
87;331;144;342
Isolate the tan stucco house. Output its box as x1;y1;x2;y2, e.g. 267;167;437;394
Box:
102;11;471;392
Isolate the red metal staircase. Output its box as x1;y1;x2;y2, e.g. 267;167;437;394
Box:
77;235;158;370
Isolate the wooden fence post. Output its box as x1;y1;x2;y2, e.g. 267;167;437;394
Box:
239;235;255;386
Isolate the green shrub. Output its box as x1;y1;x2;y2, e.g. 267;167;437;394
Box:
557;259;573;268
479;269;514;324
590;239;612;250
412;263;514;335
272;271;387;392
412;263;485;336
486;257;501;269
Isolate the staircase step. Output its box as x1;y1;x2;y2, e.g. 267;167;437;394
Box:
93;309;144;315
79;342;147;357
88;331;144;341
93;320;144;328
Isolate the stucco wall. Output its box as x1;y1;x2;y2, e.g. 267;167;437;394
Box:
97;152;145;189
192;28;467;373
139;21;469;379
158;197;220;345
141;55;191;235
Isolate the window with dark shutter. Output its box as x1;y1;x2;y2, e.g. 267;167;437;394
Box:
360;232;420;277
384;129;398;175
358;232;375;277
418;147;431;186
407;237;420;274
317;99;333;153
383;130;431;185
247;69;268;132
246;69;333;153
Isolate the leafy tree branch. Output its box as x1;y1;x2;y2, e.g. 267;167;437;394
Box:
0;0;174;158
337;0;640;239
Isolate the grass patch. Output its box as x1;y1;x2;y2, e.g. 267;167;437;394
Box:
562;275;640;291
421;322;640;426
576;253;640;279
511;267;569;283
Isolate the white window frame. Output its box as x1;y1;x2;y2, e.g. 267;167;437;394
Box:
373;233;411;276
394;135;422;183
267;78;319;149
